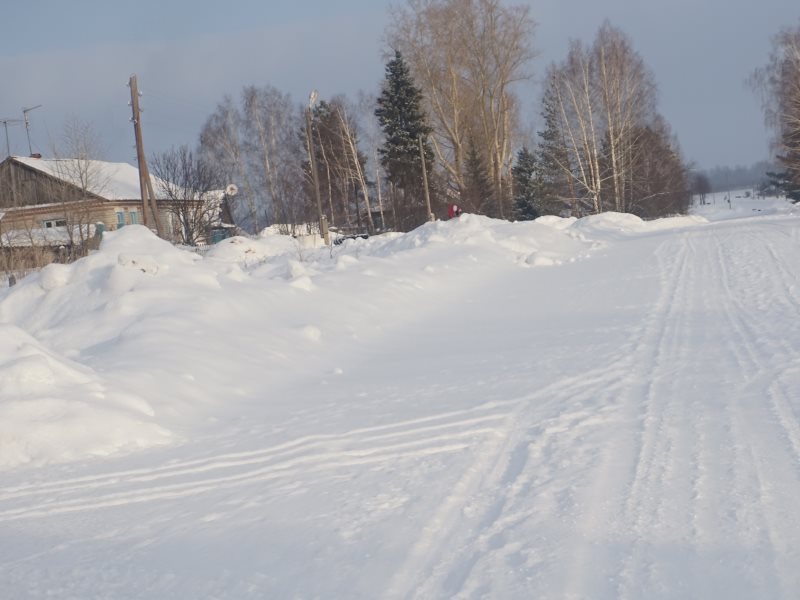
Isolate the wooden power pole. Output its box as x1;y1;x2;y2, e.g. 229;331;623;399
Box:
129;75;163;237
419;134;434;221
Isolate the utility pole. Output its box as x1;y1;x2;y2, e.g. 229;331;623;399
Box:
0;118;22;157
419;134;434;221
128;75;163;237
375;159;386;231
22;105;42;156
305;90;329;245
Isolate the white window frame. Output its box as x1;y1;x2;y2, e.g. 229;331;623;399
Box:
42;218;67;228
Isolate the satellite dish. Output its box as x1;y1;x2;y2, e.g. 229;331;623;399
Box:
225;184;238;197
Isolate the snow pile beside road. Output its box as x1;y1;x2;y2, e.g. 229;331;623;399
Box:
0;226;218;350
0;324;172;468
205;231;299;266
2;202;800;598
692;191;797;221
315;213;594;268
0;226;215;467
0;212;701;469
569;211;708;238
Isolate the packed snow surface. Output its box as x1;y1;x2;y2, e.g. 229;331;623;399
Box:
0;199;799;598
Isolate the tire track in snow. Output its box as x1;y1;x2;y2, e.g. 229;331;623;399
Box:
556;235;691;600
615;233;697;599
688;243;739;578
0;407;521;522
720;225;800;467
0;376;619;525
748;230;800;468
0;440;484;522
394;234;695;600
0;404;515;501
412;384;626;599
710;227;798;598
382;360;638;600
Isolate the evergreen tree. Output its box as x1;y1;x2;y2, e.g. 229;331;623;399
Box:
537;78;576;216
751;22;800;204
375;51;435;227
462;138;494;214
512;147;540;220
766;170;800;202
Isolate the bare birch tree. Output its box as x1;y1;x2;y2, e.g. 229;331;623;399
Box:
336;102;375;233
388;0;535;216
151;145;221;246
202;88;309;232
51;117;111;256
548;43;605;213
356;91;388;230
242;86;306;226
303;97;375;232
593;22;656;213
200;96;259;231
540;24;687;217
751;21;800;201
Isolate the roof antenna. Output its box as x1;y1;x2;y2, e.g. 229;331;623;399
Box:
22;104;43;156
0;118;22;157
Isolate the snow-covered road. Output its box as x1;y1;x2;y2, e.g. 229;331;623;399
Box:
1;208;799;598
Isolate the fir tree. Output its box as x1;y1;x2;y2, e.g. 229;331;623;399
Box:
375;51;434;227
766;170;800;202
537;79;575;216
512;147;540;221
462;138;494;214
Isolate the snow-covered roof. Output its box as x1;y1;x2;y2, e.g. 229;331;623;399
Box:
12;156;169;201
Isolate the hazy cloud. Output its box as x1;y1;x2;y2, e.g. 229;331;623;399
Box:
1;0;797;169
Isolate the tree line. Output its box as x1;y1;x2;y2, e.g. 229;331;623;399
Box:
157;2;800;242
751;19;800;203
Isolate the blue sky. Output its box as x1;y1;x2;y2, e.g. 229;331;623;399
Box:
1;0;797;169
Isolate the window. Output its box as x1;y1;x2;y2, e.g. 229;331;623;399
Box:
129;211;139;225
116;212;125;228
42;219;67;228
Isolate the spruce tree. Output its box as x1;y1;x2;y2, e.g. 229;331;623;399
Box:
462;139;494;214
512;147;540;221
536;81;574;216
766;170;800;202
375;51;434;226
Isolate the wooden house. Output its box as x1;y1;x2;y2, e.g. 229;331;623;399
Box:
0;155;175;248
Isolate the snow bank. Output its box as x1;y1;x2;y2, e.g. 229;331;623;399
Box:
691;191;797;221
0;324;172;468
0;211;712;469
329;214;592;268
570;211;708;238
205;232;298;265
0;227;215;467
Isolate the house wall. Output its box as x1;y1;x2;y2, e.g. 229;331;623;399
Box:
1;159;190;245
105;202;175;238
0;159;87;208
0;201;108;234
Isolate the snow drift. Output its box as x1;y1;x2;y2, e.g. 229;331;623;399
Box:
2;196;800;600
0;215;708;469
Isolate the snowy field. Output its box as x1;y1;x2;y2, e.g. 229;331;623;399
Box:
0;195;799;599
